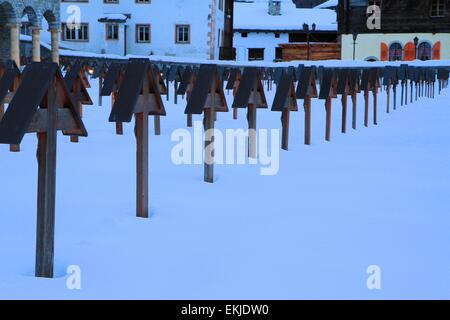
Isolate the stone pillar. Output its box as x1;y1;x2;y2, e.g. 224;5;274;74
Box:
9;24;20;67
50;28;60;64
31;28;41;62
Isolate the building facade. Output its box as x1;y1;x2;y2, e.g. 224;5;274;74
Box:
338;0;450;61
233;0;338;62
59;0;226;60
0;0;59;64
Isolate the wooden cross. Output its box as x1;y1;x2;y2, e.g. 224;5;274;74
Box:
319;69;338;141
226;68;241;120
232;67;268;158
100;63;125;135
64;63;93;143
296;67;318;146
336;69;352;134
177;66;196;127
184;64;228;183
272;69;298;151
0;62;87;278
108;59;166;219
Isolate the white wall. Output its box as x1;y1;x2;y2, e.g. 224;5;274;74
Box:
59;0;225;60
234;31;289;62
342;33;450;61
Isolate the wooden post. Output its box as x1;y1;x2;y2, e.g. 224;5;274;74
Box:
203;77;216;183
112;92;123;135
174;80;178;105
98;77;103;106
400;82;404;107
405;80;408;105
393;85;397;110
166;79;170;102
341;94;347;134
325;97;332;142
0;103;4;120
351;93;357;130
135;112;149;218
373;88;378;126
247;103;257;158
203;108;214;183
187;114;193;127
70;80;82;143
281;108;290;151
35;79;58;278
154;115;161;135
364;89;369;127
304;96;311;145
410;81;414;103
386;83;391;113
233;107;238;120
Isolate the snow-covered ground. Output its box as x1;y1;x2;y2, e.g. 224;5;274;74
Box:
0;79;449;299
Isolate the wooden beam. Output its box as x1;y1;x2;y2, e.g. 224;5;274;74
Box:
112;92;123;135
364;89;369;127
35;79;58;278
135;112;149;219
27;109;79;133
304;96;311;145
325;97;332;142
281;108;290;151
98;77;103;107
351;93;357;130
341;94;347;134
386;83;391;114
247;103;257;158
203;108;214;183
154;115;161;136
373;88;378;126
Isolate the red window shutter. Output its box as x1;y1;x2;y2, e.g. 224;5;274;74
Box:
380;42;388;61
404;42;415;61
432;41;441;60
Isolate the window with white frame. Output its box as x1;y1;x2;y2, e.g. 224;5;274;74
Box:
136;24;151;43
62;23;89;41
103;0;119;3
106;24;119;40
175;25;190;44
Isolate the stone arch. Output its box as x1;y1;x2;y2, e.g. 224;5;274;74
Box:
22;6;39;28
0;1;19;25
43;9;58;30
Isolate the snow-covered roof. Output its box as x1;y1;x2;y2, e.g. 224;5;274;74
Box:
315;0;338;9
98;14;129;23
234;0;337;32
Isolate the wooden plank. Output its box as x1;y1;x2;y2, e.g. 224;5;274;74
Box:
351;93;357;130
203;108;214;183
281;108;290;151
26;109;79;133
373;89;378;126
341;94;347;134
135;112;149;218
304;97;311;145
247;103;257;158
35;79;58;278
325;97;332;142
364;89;369;127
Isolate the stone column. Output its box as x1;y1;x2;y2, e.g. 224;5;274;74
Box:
49;28;60;64
9;24;20;67
31;27;41;62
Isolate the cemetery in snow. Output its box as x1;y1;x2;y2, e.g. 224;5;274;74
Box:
0;51;450;299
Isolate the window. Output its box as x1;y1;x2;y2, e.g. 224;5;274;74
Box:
219;0;224;11
248;48;264;61
104;0;119;3
274;33;280;38
136;24;151;43
62;23;89;41
241;32;248;38
275;47;283;61
431;0;445;17
135;0;150;3
176;25;190;44
418;42;432;60
388;43;403;61
106;24;119;40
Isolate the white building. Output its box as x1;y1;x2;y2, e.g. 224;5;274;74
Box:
58;0;226;60
233;0;337;62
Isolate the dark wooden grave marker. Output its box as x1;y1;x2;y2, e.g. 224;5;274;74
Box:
296;66;318;145
184;64;228;183
272;70;298;151
0;62;87;278
232;67;268;158
319;69;338;141
108;59;166;218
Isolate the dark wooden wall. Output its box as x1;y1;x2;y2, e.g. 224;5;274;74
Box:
338;0;450;34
